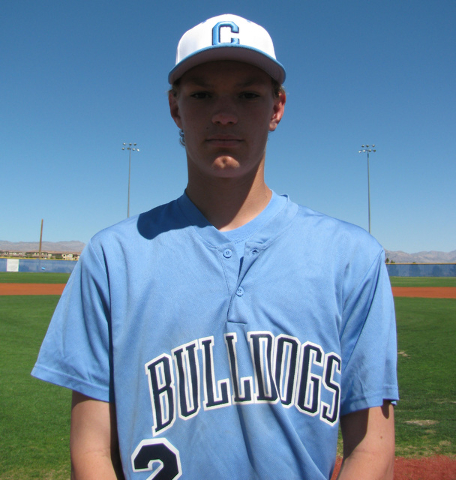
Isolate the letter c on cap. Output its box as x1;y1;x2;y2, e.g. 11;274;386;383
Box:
212;21;240;45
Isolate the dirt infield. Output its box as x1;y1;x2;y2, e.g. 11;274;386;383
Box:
2;283;456;298
331;455;456;479
392;287;456;298
0;283;66;295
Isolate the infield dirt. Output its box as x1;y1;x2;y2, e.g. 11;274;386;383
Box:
392;287;456;298
0;283;66;295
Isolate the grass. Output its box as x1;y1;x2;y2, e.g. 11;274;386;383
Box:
394;297;456;457
2;273;454;287
0;273;70;284
390;276;456;287
0;296;72;480
0;277;454;478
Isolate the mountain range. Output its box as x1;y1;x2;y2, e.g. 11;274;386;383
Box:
1;241;455;263
384;250;456;264
0;240;86;253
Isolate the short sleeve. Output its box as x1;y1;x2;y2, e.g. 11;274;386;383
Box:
339;249;399;416
31;240;112;401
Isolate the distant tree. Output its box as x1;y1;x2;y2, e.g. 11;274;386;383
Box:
385;258;390;264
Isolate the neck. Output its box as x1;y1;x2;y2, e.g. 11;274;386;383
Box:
185;163;272;231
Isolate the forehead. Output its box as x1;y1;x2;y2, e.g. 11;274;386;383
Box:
178;60;273;87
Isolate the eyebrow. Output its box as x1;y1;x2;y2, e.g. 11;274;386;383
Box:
183;76;270;89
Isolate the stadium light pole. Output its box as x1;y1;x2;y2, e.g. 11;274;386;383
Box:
358;145;376;234
122;143;140;218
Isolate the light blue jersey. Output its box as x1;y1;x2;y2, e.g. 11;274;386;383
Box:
32;193;398;479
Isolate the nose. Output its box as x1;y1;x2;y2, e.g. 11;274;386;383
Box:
212;97;238;126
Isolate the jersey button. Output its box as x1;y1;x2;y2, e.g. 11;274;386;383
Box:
236;287;244;297
223;249;233;258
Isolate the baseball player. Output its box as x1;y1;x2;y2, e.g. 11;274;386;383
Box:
32;14;398;479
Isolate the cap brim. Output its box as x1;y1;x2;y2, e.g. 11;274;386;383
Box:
168;44;286;84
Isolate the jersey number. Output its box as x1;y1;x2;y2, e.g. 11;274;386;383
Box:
132;439;182;480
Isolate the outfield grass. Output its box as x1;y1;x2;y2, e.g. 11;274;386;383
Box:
0;278;455;478
394;297;456;457
0;296;71;479
2;273;454;287
390;276;456;287
0;273;71;284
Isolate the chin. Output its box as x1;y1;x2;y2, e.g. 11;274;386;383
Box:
211;157;242;171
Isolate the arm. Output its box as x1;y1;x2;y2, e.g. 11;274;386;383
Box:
70;391;124;480
337;401;395;480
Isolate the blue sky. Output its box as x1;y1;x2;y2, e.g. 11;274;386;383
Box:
2;0;455;253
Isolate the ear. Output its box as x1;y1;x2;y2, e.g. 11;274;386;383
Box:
269;91;286;132
168;91;183;129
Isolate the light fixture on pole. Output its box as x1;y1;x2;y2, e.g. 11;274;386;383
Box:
358;145;376;234
122;143;140;218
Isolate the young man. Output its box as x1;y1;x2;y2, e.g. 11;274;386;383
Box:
32;14;398;479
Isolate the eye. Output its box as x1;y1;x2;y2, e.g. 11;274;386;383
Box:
190;92;211;99
240;92;260;99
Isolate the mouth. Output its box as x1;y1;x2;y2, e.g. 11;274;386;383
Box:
206;135;242;147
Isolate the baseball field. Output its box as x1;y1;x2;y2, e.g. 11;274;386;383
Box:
0;273;455;479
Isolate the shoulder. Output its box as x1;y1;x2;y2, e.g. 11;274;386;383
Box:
275;199;387;301
86;197;185;254
287;200;385;261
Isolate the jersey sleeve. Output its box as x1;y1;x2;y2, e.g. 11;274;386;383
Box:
339;248;399;416
31;239;112;402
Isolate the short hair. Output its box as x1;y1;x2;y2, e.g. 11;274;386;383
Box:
271;79;286;99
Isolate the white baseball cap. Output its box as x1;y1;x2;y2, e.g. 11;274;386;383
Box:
168;14;286;84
